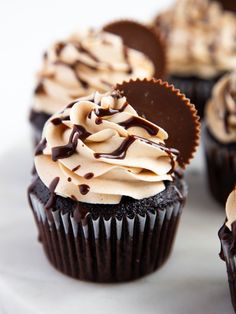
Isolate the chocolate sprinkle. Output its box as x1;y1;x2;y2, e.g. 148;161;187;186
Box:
84;172;94;180
79;184;90;195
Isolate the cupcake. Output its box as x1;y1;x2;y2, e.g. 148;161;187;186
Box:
204;71;236;205
29;21;166;145
28;79;200;282
152;0;236;118
219;188;236;312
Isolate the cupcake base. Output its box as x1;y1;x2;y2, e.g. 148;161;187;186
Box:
219;224;236;312
28;176;186;282
29;109;50;146
169;74;222;119
203;125;236;205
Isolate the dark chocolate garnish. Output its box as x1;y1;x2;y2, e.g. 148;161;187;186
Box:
79;184;90;195
115;79;200;168
119;116;159;135
35;138;47;156
103;20;166;78
45;177;60;209
52;125;91;161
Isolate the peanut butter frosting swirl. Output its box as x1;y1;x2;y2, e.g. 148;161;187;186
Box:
33;30;155;115
154;0;236;78
226;187;236;230
206;71;236;143
34;91;178;204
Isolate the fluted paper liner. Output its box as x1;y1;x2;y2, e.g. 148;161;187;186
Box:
29;192;183;282
103;19;166;79
115;78;200;168
219;226;236;312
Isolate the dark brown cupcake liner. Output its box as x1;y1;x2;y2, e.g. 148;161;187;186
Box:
219;225;236;312
203;125;236;205
29;192;184;283
168;74;223;119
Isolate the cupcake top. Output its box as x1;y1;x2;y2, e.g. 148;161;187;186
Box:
34;91;178;204
34;79;200;205
154;0;236;78
206;71;236;144
225;187;236;230
33;29;155;115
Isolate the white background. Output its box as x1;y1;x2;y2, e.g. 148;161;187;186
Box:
0;1;234;314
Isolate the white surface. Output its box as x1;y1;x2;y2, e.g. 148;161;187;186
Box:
0;139;234;314
0;1;234;314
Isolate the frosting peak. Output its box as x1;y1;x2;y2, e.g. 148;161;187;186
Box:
154;0;236;78
35;91;178;204
33;30;155;115
206;71;236;143
226;187;236;230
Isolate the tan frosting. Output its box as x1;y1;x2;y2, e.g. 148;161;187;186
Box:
226;187;236;230
33;30;155;115
155;0;236;78
206;71;236;143
35;91;178;204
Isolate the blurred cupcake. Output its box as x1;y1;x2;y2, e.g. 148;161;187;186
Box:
29;21;166;145
28;79;200;282
153;0;236;118
219;188;236;312
204;71;236;205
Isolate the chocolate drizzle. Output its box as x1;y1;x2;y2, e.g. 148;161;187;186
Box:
94;135;136;160
79;184;90;195
94;102;128;118
72;165;81;172
119;116;159;135
94;134;178;174
35;138;47;156
45;177;60;209
52;125;91;161
51;116;70;125
75;43;99;62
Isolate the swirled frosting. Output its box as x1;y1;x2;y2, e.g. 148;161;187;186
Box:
33;30;155;115
154;0;236;78
34;91;178;204
206;72;236;143
226;187;236;230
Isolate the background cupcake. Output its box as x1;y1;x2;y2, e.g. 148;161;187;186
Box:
219;188;236;312
28;79;200;282
152;0;236;118
204;71;236;205
29;21;166;145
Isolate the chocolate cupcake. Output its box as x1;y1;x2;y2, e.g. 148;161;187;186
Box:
28;79;200;282
152;0;236;118
204;72;236;205
219;188;236;312
29;21;166;145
